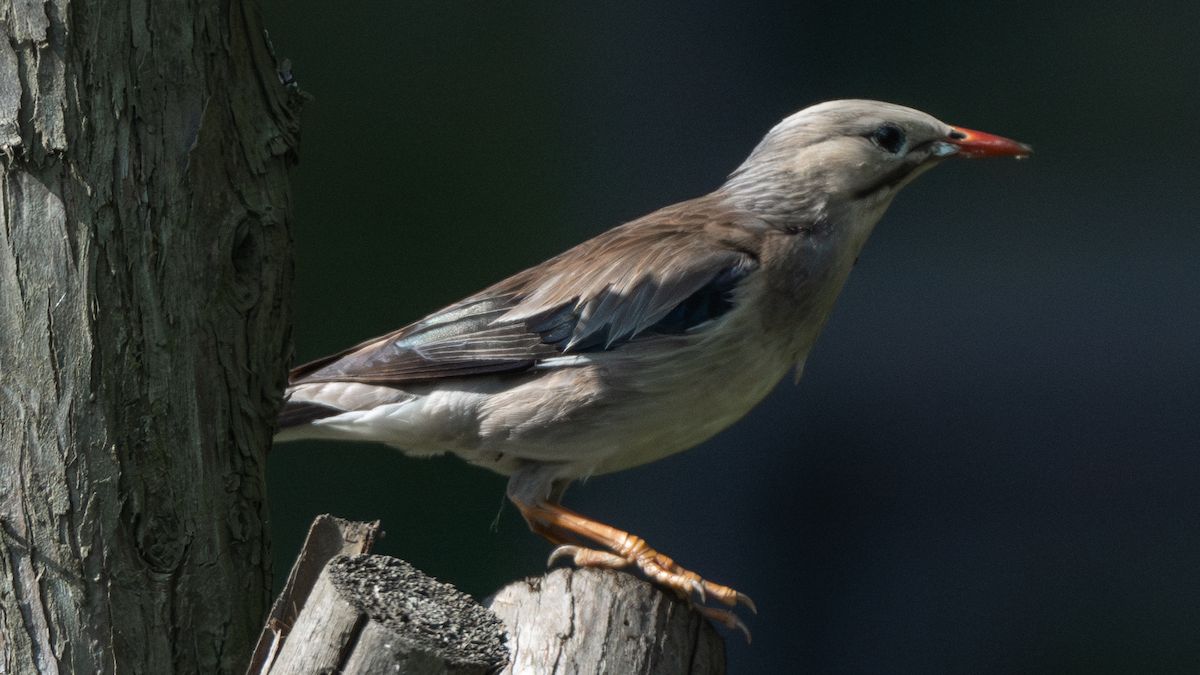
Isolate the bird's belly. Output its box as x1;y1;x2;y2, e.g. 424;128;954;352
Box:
590;350;792;474
300;335;799;480
463;337;795;477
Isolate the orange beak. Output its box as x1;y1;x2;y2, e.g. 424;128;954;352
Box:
946;126;1033;158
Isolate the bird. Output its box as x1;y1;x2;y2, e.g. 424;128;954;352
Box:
274;99;1031;636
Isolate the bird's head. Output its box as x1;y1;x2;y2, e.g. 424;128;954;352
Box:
723;99;1031;228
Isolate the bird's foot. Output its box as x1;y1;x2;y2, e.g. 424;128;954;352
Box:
548;542;755;642
548;542;755;614
513;496;756;632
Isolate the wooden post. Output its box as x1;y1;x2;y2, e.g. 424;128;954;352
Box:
253;516;727;675
488;568;726;675
246;515;383;674
262;555;508;675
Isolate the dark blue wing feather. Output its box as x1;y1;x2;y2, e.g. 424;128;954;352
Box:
527;259;756;352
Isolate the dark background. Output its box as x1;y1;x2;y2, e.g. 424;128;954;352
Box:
262;2;1199;672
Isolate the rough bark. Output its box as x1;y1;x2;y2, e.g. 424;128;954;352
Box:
487;568;726;675
0;0;299;671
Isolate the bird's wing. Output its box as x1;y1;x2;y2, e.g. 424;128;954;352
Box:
288;293;551;384
290;201;767;387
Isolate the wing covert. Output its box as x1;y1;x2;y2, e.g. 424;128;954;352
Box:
289;202;768;387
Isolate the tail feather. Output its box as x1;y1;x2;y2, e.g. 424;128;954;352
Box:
277;399;344;429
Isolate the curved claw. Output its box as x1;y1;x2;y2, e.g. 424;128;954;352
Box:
697;578;752;609
691;580;707;603
694;606;752;644
549;544;630;570
737;592;757;614
547;544;581;567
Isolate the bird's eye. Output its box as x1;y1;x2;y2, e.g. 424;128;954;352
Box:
869;124;906;154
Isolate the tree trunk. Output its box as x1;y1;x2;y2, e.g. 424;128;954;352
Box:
0;0;299;671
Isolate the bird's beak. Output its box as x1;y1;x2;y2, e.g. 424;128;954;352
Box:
940;126;1033;158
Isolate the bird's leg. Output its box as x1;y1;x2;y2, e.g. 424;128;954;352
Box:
510;497;756;613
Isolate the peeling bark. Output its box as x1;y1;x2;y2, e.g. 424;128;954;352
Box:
0;0;299;672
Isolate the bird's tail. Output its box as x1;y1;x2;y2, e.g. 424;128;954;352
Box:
277;395;343;429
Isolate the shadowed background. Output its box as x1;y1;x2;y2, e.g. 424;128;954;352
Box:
262;1;1199;672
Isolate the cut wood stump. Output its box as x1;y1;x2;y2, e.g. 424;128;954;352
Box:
247;515;383;674
251;516;727;675
262;554;508;675
488;567;726;675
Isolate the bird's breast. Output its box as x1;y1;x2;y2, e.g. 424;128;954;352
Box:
587;339;795;475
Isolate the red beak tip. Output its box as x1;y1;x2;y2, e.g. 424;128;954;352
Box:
949;126;1033;159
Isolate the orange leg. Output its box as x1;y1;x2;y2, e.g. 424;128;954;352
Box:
510;497;756;616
